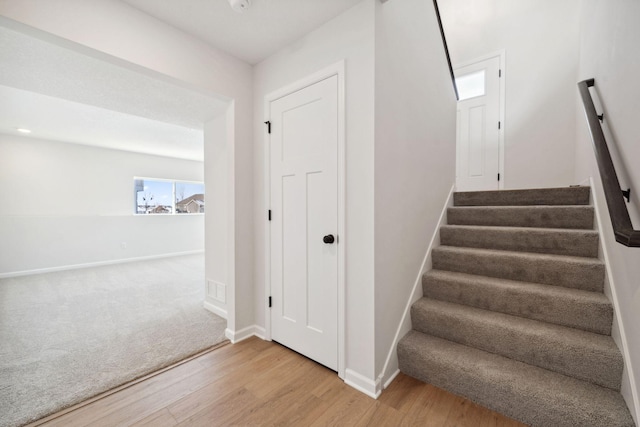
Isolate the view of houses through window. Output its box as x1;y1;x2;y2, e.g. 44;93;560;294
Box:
134;178;205;214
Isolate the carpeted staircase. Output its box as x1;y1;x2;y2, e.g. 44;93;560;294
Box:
397;186;636;427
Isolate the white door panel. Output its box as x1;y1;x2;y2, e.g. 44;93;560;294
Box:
269;75;338;370
455;56;501;191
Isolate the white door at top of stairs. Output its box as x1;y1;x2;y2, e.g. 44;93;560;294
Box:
267;74;339;371
455;54;502;192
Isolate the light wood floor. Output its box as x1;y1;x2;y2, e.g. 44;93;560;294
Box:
35;337;526;426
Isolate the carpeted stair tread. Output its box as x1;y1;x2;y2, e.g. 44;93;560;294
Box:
440;225;599;257
411;298;622;389
447;205;594;229
399;186;631;425
397;331;634;427
432;246;604;292
453;186;591;206
422;270;613;334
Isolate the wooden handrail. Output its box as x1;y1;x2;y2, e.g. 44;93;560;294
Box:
433;0;459;101
578;79;640;247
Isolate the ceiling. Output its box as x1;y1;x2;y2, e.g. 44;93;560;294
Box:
0;85;205;161
121;0;363;64
0;0;363;159
0;22;227;161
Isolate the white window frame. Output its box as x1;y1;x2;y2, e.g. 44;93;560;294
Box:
134;176;205;216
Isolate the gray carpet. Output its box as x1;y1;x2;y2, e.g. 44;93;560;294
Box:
0;254;227;427
398;186;635;427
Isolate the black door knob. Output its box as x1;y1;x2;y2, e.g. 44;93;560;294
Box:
323;234;335;244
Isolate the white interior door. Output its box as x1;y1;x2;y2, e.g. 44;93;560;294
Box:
455;55;501;191
269;75;338;371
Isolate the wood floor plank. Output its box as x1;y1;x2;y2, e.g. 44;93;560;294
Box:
130;408;178;427
269;393;330;426
195;338;258;369
355;401;406;426
400;383;455;426
41;356;208;427
175;387;261;427
37;337;527;427
378;373;426;413
443;395;486;427
166;345;295;422
44;343;259;427
239;361;332;425
308;382;376;426
108;350;264;426
474;405;500;427
243;351;318;399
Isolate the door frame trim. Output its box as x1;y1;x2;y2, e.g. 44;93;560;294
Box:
263;60;346;379
454;49;506;189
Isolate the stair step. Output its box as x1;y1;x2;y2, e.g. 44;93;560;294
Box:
454;186;591;206
440;225;599;257
432;246;604;292
423;270;613;335
411;298;622;389
447;205;594;229
398;331;634;427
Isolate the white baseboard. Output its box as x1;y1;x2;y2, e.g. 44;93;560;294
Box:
378;184;455;388
0;250;205;279
344;369;381;399
203;301;227;319
590;177;640;423
225;325;267;344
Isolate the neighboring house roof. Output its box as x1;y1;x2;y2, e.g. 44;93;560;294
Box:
177;194;204;206
150;205;171;213
177;194;205;212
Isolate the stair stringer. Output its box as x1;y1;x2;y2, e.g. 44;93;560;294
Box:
378;184;455;389
592;177;640;423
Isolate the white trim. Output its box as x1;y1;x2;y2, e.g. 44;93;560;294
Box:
203;301;227;319
263;89;272;342
378;184;455;387
590;177;640;422
225;325;267;344
454;50;506;189
253;326;267;340
263;60;347;379
345;369;382;399
0;250;204;279
225;102;237;336
132;176;205;216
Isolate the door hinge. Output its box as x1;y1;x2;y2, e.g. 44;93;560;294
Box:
268;209;271;221
498;121;501;130
499;69;502;77
268;296;272;308
264;121;271;134
498;173;501;181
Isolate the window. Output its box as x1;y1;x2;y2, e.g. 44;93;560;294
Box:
134;178;204;215
175;182;205;214
455;70;485;101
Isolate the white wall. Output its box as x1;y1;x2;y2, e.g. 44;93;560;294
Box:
253;0;376;382
0;134;204;275
203;110;232;320
439;0;581;189
0;0;254;333
575;0;640;421
374;0;457;384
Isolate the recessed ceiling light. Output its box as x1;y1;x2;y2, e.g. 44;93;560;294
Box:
16;128;32;134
